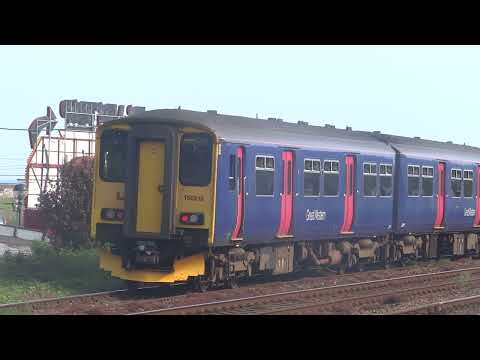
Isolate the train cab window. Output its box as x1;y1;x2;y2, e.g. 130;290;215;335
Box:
451;169;462;198
379;164;393;197
421;166;434;197
304;159;321;196
323;160;339;196
228;155;236;190
464;170;473;198
100;129;128;182
363;163;378;196
256;155;275;196
407;165;420;196
179;133;213;186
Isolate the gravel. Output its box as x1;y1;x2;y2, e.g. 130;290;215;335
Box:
32;257;480;315
0;243;32;257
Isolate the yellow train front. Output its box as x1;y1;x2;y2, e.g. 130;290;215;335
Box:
91;109;218;285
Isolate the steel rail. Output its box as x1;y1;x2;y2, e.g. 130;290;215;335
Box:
254;277;480;315
390;294;480;315
127;265;480;315
0;284;167;313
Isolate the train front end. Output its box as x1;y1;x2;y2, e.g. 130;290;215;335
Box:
90;114;217;283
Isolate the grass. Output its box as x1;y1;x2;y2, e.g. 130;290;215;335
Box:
0;241;124;313
0;196;17;225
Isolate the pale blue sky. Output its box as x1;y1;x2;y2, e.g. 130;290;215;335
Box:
1;45;479;181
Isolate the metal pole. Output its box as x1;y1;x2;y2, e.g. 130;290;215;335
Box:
17;201;21;227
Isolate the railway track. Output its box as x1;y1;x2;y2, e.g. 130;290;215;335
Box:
391;294;480;315
128;266;480;315
0;285;170;314
0;289;129;314
2;262;480;315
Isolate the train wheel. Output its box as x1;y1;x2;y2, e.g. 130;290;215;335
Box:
226;278;239;289
124;280;141;295
191;277;209;293
338;255;348;274
393;247;402;264
347;254;357;272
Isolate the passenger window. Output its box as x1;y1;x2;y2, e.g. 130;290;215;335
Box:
421;166;434;197
363;163;378;196
379;164;393;197
407;165;420;196
228;155;236;191
256;155;275;196
323;160;339;196
256;156;265;168
304;159;321;196
464;170;473;198
451;169;462;197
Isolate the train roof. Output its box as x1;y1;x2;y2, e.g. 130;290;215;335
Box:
114;108;480;163
373;133;480;164
118;108;395;156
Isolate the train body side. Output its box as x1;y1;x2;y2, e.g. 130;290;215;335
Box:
383;134;480;236
214;141;395;247
394;155;478;234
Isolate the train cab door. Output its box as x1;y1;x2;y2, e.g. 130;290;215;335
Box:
231;147;245;240
277;151;294;238
136;141;166;233
474;165;480;227
434;161;446;229
340;155;355;234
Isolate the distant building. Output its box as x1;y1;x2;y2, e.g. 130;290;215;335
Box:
25;100;145;209
0;184;14;195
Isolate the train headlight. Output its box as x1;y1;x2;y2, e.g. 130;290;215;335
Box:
179;213;204;225
115;209;125;221
101;208;125;221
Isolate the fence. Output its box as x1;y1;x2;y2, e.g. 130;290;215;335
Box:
0;224;49;242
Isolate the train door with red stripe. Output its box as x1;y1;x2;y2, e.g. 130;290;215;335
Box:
434;161;445;229
474;165;480;227
231;147;245;240
340;155;356;234
277;151;294;237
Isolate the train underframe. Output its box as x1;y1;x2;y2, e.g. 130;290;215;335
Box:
115;230;480;292
184;231;480;292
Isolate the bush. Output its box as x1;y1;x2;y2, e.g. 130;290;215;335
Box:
30;240;57;258
37;157;94;249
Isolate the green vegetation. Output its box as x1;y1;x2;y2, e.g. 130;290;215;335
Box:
0;241;123;311
0;196;17;225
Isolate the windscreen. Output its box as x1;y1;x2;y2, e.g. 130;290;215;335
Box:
179;133;213;186
100;129;127;182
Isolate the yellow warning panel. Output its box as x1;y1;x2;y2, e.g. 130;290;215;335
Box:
136;141;165;233
99;249;205;283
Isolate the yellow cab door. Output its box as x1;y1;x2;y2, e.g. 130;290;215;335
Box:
136;141;165;233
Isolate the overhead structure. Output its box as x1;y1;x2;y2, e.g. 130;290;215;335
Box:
25;99;145;210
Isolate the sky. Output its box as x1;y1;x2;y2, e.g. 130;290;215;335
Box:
0;45;480;182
